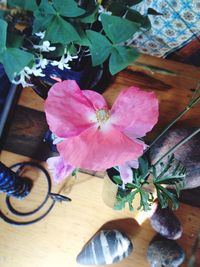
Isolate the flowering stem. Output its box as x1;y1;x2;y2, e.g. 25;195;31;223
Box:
144;84;200;154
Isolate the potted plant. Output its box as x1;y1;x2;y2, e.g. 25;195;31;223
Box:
0;0;152;98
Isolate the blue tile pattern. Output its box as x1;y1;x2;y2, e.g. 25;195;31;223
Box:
130;0;200;57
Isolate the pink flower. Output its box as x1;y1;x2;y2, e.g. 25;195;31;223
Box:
46;156;75;183
45;80;159;171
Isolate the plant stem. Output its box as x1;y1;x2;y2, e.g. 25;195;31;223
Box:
153;127;200;167
143;127;200;181
187;230;200;267
144;85;200;154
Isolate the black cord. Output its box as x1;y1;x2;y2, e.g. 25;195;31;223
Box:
0;161;71;226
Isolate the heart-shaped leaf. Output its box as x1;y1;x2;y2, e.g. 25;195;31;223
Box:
86;30;112;66
109;46;139;74
101;14;139;44
45;15;80;44
53;0;85;17
8;0;38;11
0;19;7;53
2;48;34;80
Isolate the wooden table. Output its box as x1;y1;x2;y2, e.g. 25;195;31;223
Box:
0;54;200;267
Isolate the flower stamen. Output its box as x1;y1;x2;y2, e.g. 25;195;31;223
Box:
96;109;110;125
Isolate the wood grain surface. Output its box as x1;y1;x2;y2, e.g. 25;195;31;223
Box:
0;54;200;267
0;150;200;267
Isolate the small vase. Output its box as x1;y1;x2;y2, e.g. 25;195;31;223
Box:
102;167;142;209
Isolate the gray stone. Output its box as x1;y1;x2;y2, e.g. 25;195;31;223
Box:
149;127;200;189
150;206;182;240
76;230;133;265
147;239;185;267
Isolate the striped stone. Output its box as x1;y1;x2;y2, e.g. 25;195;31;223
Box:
76;230;133;265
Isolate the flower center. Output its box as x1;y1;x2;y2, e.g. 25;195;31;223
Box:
96;109;110;124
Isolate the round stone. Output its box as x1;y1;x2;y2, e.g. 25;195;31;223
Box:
150;205;182;240
147;239;185;267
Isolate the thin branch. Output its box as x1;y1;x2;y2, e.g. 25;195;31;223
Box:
144;83;200;154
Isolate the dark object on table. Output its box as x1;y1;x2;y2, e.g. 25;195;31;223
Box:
150;205;182;240
0;161;71;226
147;239;185;267
76;229;133;265
0;64;19;148
43;129;58;152
0;161;32;199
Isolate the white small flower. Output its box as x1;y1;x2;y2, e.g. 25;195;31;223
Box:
33;41;56;52
35;31;46;39
12;62;46;88
36;55;49;69
24;65;45;77
12;70;33;88
51;53;77;70
64;52;78;62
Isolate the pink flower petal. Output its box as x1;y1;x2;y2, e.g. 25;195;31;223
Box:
125;137;148;151
127;159;139;169
110;87;159;138
119;159;139;184
57;125;144;171
44;80;96;138
119;163;133;184
82;90;108;110
47;156;75;184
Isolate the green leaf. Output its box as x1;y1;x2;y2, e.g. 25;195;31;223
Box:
72;168;79;177
126;10;151;30
53;0;85;17
80;6;98;23
0;10;9;19
0;19;7;53
106;0;127;16
75;28;91;46
114;190;138;211
112;175;123;185
106;0;144;15
152;155;186;209
86;30;112;66
0;53;3;63
138;156;149;177
109;46;139;75
36;0;56;15
45;15;80;44
33;0;56;33
2;48;34;80
138;189;151;211
7;32;24;48
101;14;140;43
7;0;38;11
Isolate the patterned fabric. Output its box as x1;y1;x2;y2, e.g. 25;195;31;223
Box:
130;0;200;57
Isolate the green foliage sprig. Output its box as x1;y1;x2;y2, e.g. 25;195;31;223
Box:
113;155;186;211
113;85;200;212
